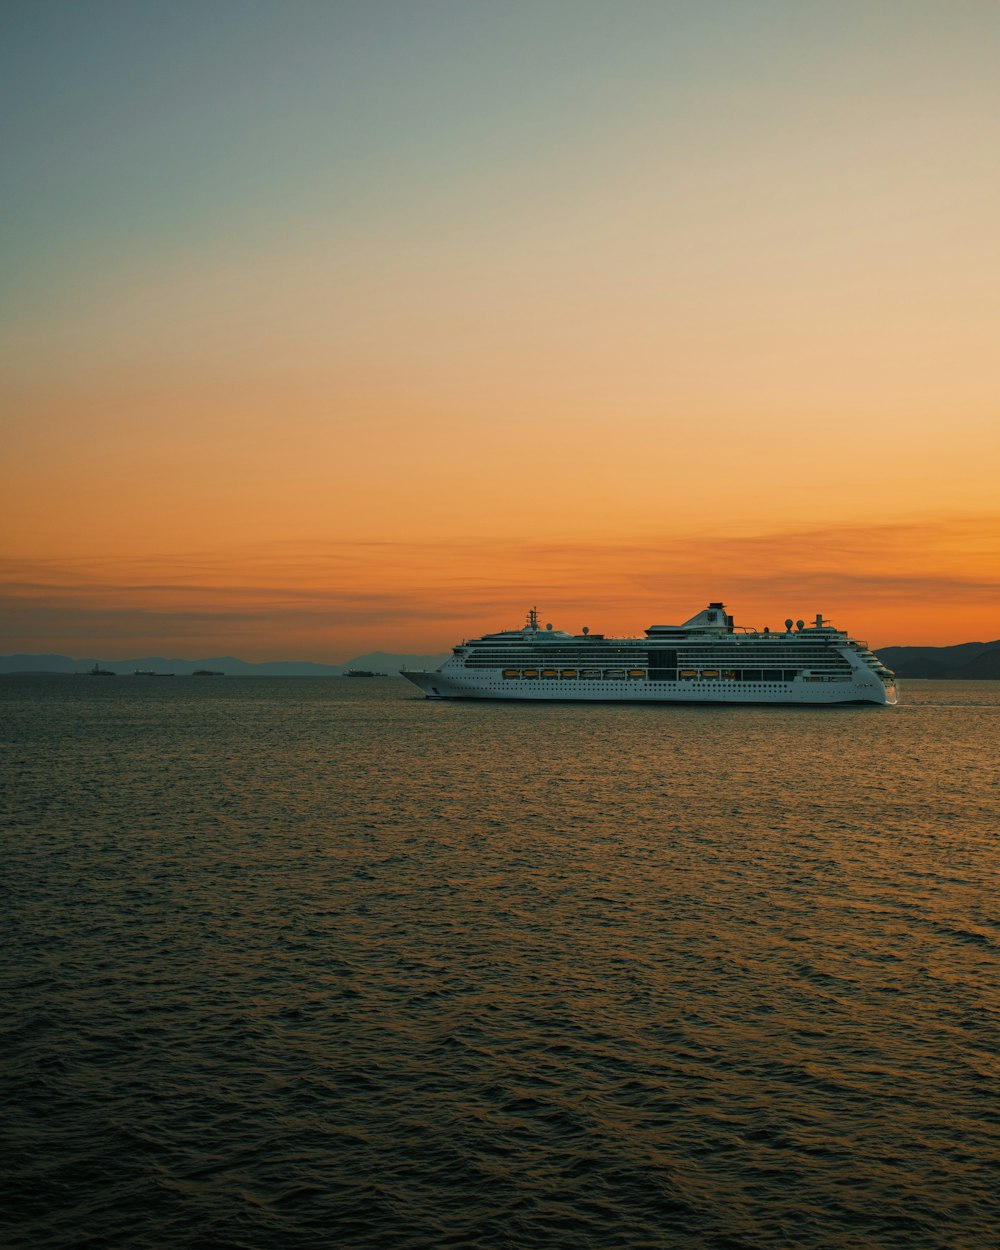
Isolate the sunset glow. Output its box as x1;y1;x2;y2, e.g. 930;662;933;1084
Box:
4;2;999;659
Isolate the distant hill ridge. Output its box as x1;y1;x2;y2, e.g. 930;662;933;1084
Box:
0;650;449;677
875;640;1000;680
2;641;999;678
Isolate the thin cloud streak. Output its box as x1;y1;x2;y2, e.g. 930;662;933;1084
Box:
3;514;999;657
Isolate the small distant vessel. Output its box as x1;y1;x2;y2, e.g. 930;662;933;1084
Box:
191;669;224;676
88;663;115;677
344;669;388;677
402;603;897;705
133;670;174;677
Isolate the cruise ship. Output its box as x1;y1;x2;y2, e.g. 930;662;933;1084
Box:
402;603;897;705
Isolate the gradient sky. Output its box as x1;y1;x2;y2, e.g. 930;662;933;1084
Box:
3;0;999;659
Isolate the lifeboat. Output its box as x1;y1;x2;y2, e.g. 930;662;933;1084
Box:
502;668;519;678
604;670;625;679
580;669;601;679
541;668;558;678
722;670;738;680
678;669;697;679
701;669;720;679
523;669;538;678
627;669;644;678
560;669;577;678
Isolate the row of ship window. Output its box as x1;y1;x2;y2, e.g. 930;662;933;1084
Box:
467;665;845;675
468;657;847;670
499;668;851;682
467;650;835;660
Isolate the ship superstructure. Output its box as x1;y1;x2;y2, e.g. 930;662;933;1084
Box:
402;603;897;705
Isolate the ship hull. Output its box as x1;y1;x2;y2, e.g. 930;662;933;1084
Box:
402;670;897;706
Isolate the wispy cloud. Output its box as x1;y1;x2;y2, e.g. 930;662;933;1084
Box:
3;513;999;656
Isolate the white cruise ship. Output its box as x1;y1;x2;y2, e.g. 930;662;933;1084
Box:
402;603;897;706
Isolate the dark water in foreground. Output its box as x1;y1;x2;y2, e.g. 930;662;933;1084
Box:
2;677;998;1250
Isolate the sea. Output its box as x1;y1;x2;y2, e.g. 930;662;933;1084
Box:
2;676;997;1250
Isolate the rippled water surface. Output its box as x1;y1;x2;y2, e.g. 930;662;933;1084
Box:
3;677;998;1249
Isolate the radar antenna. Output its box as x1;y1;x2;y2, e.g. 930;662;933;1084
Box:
526;606;539;630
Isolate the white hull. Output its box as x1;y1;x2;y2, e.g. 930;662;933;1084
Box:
403;670;895;706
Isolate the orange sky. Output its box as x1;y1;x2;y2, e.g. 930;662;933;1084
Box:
3;3;999;659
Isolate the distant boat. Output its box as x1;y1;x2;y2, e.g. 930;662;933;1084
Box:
133;670;174;676
88;663;115;677
191;669;224;676
344;669;388;677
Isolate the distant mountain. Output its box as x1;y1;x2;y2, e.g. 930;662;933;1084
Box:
875;641;1000;679
4;643;998;679
0;651;450;677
